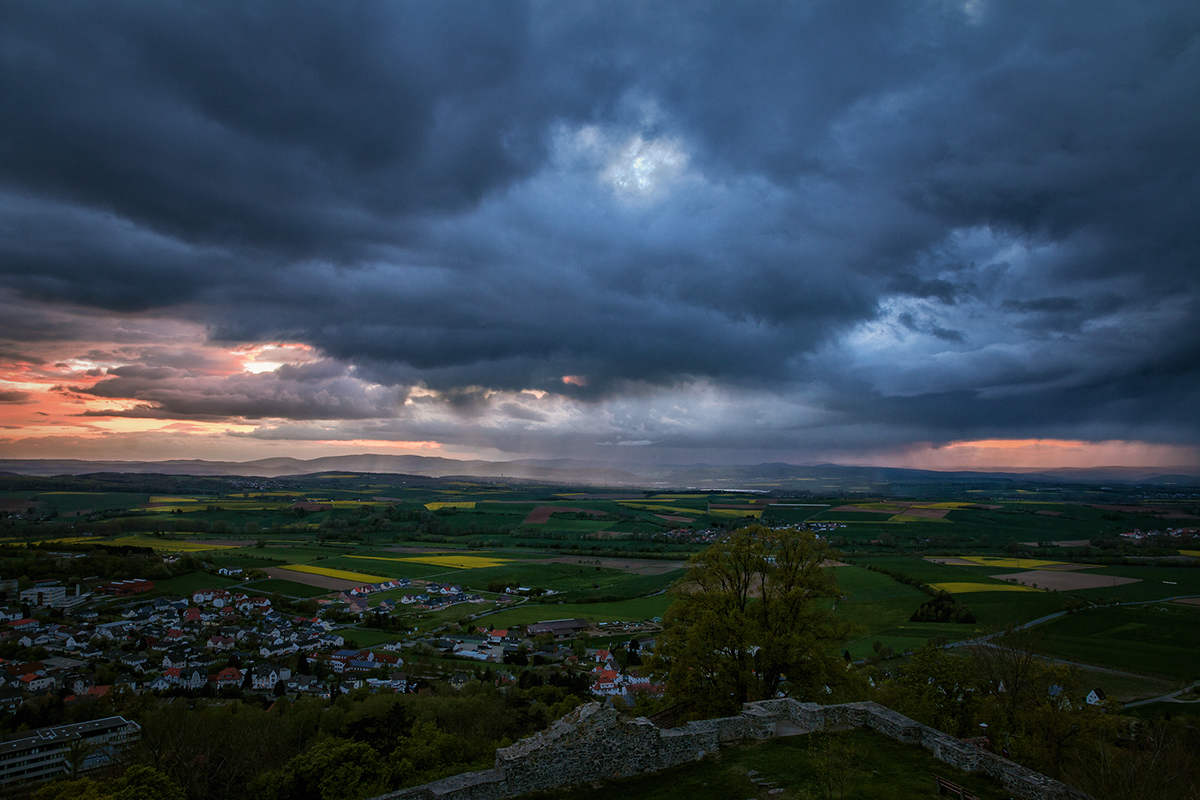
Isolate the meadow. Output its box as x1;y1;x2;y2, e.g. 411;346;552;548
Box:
1035;604;1200;680
477;594;674;627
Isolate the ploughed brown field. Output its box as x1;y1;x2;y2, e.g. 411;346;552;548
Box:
522;506;608;524
263;566;357;591
895;507;950;519
990;569;1142;591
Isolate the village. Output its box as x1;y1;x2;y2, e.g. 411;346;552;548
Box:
1;570;664;700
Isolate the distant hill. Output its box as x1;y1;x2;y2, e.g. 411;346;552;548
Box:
0;455;1196;488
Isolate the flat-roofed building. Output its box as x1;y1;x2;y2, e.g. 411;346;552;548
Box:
525;618;591;639
20;585;65;609
0;716;140;785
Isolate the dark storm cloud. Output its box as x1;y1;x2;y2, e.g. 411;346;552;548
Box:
74;364;406;421
2;1;1199;453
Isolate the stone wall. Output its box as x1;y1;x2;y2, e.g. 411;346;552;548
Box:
372;699;1091;800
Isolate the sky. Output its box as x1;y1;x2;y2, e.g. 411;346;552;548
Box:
1;1;1199;471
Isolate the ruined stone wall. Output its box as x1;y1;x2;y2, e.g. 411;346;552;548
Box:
372;699;1091;800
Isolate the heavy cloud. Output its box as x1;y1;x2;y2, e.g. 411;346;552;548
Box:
1;1;1198;460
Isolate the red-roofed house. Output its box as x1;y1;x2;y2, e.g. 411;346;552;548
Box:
213;667;242;688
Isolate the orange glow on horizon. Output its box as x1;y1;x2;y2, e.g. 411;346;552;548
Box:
311;439;442;451
849;439;1200;471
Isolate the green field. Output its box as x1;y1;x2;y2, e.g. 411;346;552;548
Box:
517;728;1011;800
242;578;330;598
332;628;405;648
828;565;933;656
32;491;151;514
852;556;1070;627
152;572;240;596
1072;566;1200;602
478;594;675;628
1071;666;1180;703
1036;603;1200;680
449;562;647;593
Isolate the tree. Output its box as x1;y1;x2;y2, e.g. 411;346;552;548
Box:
814;732;861;800
649;524;848;717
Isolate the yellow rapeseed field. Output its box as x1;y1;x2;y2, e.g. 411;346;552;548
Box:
931;582;1038;594
347;554;508;569
960;556;1068;568
282;564;390;582
424;502;476;510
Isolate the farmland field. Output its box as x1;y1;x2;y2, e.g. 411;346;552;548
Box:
347;553;511;569
1071;566;1200;602
242;578;330;597
477;594;674;627
332;628;403;648
316;556;457;580
152;572;239;595
1036;604;1200;679
828;565;941;657
929;582;1038;594
108;535;241;552
280;564;390;583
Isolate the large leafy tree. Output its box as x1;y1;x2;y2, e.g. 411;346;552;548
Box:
650;524;849;717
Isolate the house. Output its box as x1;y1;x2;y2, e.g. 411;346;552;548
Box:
146;675;173;692
252;665;290;691
590;669;621;696
1086;688;1108;706
182;668;206;690
260;641;299;659
285;674;324;695
19;673;56;692
213;667;243;688
120;654;149;672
